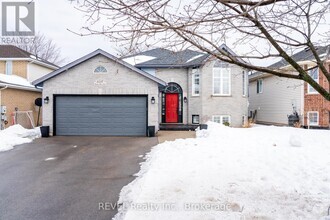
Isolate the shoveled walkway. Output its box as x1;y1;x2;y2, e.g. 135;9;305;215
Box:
157;130;196;143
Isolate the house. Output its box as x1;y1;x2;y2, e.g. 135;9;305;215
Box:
33;46;248;136
124;46;249;127
0;45;58;130
249;46;330;128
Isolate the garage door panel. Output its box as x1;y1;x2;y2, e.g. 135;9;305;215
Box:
55;96;147;136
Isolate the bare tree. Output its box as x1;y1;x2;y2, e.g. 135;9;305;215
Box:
14;33;64;65
73;0;330;100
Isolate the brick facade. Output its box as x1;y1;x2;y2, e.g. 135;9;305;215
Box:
0;61;28;78
0;61;5;73
304;63;330;127
1;88;42;128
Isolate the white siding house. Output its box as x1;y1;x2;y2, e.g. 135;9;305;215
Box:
249;73;304;125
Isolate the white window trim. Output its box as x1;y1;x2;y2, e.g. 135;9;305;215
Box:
307;68;319;94
212;115;231;124
257;79;263;94
307;111;319;126
212;65;231;96
192;70;200;96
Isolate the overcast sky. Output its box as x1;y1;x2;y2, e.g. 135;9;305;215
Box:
23;0;329;67
37;0;117;64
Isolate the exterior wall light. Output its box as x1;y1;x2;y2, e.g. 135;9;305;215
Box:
184;97;187;103
151;97;156;104
44;96;49;104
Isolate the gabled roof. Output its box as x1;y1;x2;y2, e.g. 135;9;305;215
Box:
268;45;329;69
0;45;58;69
123;44;238;68
32;49;167;87
249;45;330;80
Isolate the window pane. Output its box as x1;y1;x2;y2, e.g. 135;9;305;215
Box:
6;61;12;75
309;112;318;125
222;78;230;94
213;116;221;123
308;68;318;93
309;68;318;80
214;68;221;78
213;80;220;94
193;73;200;95
192;115;200;124
222;116;230;124
94;66;107;73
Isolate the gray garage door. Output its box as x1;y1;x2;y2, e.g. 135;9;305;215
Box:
55;96;147;136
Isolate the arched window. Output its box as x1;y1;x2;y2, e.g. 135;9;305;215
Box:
94;66;107;73
164;83;182;93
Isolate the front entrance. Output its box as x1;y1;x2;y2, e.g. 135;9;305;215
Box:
165;93;179;123
161;82;183;123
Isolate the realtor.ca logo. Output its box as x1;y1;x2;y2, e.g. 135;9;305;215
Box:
1;1;35;36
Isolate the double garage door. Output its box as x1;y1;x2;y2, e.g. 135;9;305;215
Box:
55;96;147;136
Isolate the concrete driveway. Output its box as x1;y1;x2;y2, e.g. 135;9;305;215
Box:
0;136;158;220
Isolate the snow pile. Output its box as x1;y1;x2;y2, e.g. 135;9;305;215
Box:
0;73;35;88
123;55;156;65
114;123;330;220
0;125;41;152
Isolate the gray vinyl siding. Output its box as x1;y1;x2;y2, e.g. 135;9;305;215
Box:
249;75;304;125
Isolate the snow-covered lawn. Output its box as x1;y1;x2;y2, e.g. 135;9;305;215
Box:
114;123;330;220
0;125;41;152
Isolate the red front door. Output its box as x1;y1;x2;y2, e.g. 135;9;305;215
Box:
165;93;179;123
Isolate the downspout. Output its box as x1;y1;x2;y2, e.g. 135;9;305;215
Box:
187;68;189;124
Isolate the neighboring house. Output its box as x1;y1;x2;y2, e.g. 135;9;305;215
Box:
249;46;330;128
0;45;58;130
33;46;248;136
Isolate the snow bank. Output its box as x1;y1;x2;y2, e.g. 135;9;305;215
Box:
0;125;41;152
114;123;330;220
0;73;35;88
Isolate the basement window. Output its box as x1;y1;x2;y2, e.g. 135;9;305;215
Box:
192;115;200;124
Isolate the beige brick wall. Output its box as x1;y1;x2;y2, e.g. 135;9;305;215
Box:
0;60;28;78
13;61;28;78
0;61;5;74
155;68;189;124
42;55;160;135
1;88;42;128
200;60;249;127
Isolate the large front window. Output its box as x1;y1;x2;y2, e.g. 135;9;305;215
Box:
192;68;200;96
308;68;319;94
213;61;231;95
